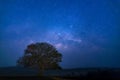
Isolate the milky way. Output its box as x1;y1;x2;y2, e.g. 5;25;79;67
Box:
0;0;120;68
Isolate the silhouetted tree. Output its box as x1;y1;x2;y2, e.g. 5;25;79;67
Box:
17;42;62;75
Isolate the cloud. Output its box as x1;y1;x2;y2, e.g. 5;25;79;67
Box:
66;37;82;43
54;43;68;50
29;40;35;44
54;43;62;48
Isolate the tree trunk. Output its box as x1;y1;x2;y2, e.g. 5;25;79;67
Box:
38;62;45;77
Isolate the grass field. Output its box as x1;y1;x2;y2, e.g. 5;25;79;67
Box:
0;67;120;80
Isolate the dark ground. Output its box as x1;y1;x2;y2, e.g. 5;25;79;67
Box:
0;67;120;80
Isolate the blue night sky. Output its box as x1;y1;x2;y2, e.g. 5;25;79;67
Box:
0;0;120;68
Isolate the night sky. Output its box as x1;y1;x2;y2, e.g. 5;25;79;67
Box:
0;0;120;68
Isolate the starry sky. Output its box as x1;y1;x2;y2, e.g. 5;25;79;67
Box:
0;0;120;68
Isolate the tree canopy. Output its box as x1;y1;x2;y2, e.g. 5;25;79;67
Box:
17;42;62;70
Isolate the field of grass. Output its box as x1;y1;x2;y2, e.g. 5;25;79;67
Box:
0;67;120;80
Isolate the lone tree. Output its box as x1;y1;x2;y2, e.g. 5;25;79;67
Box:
17;42;62;74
